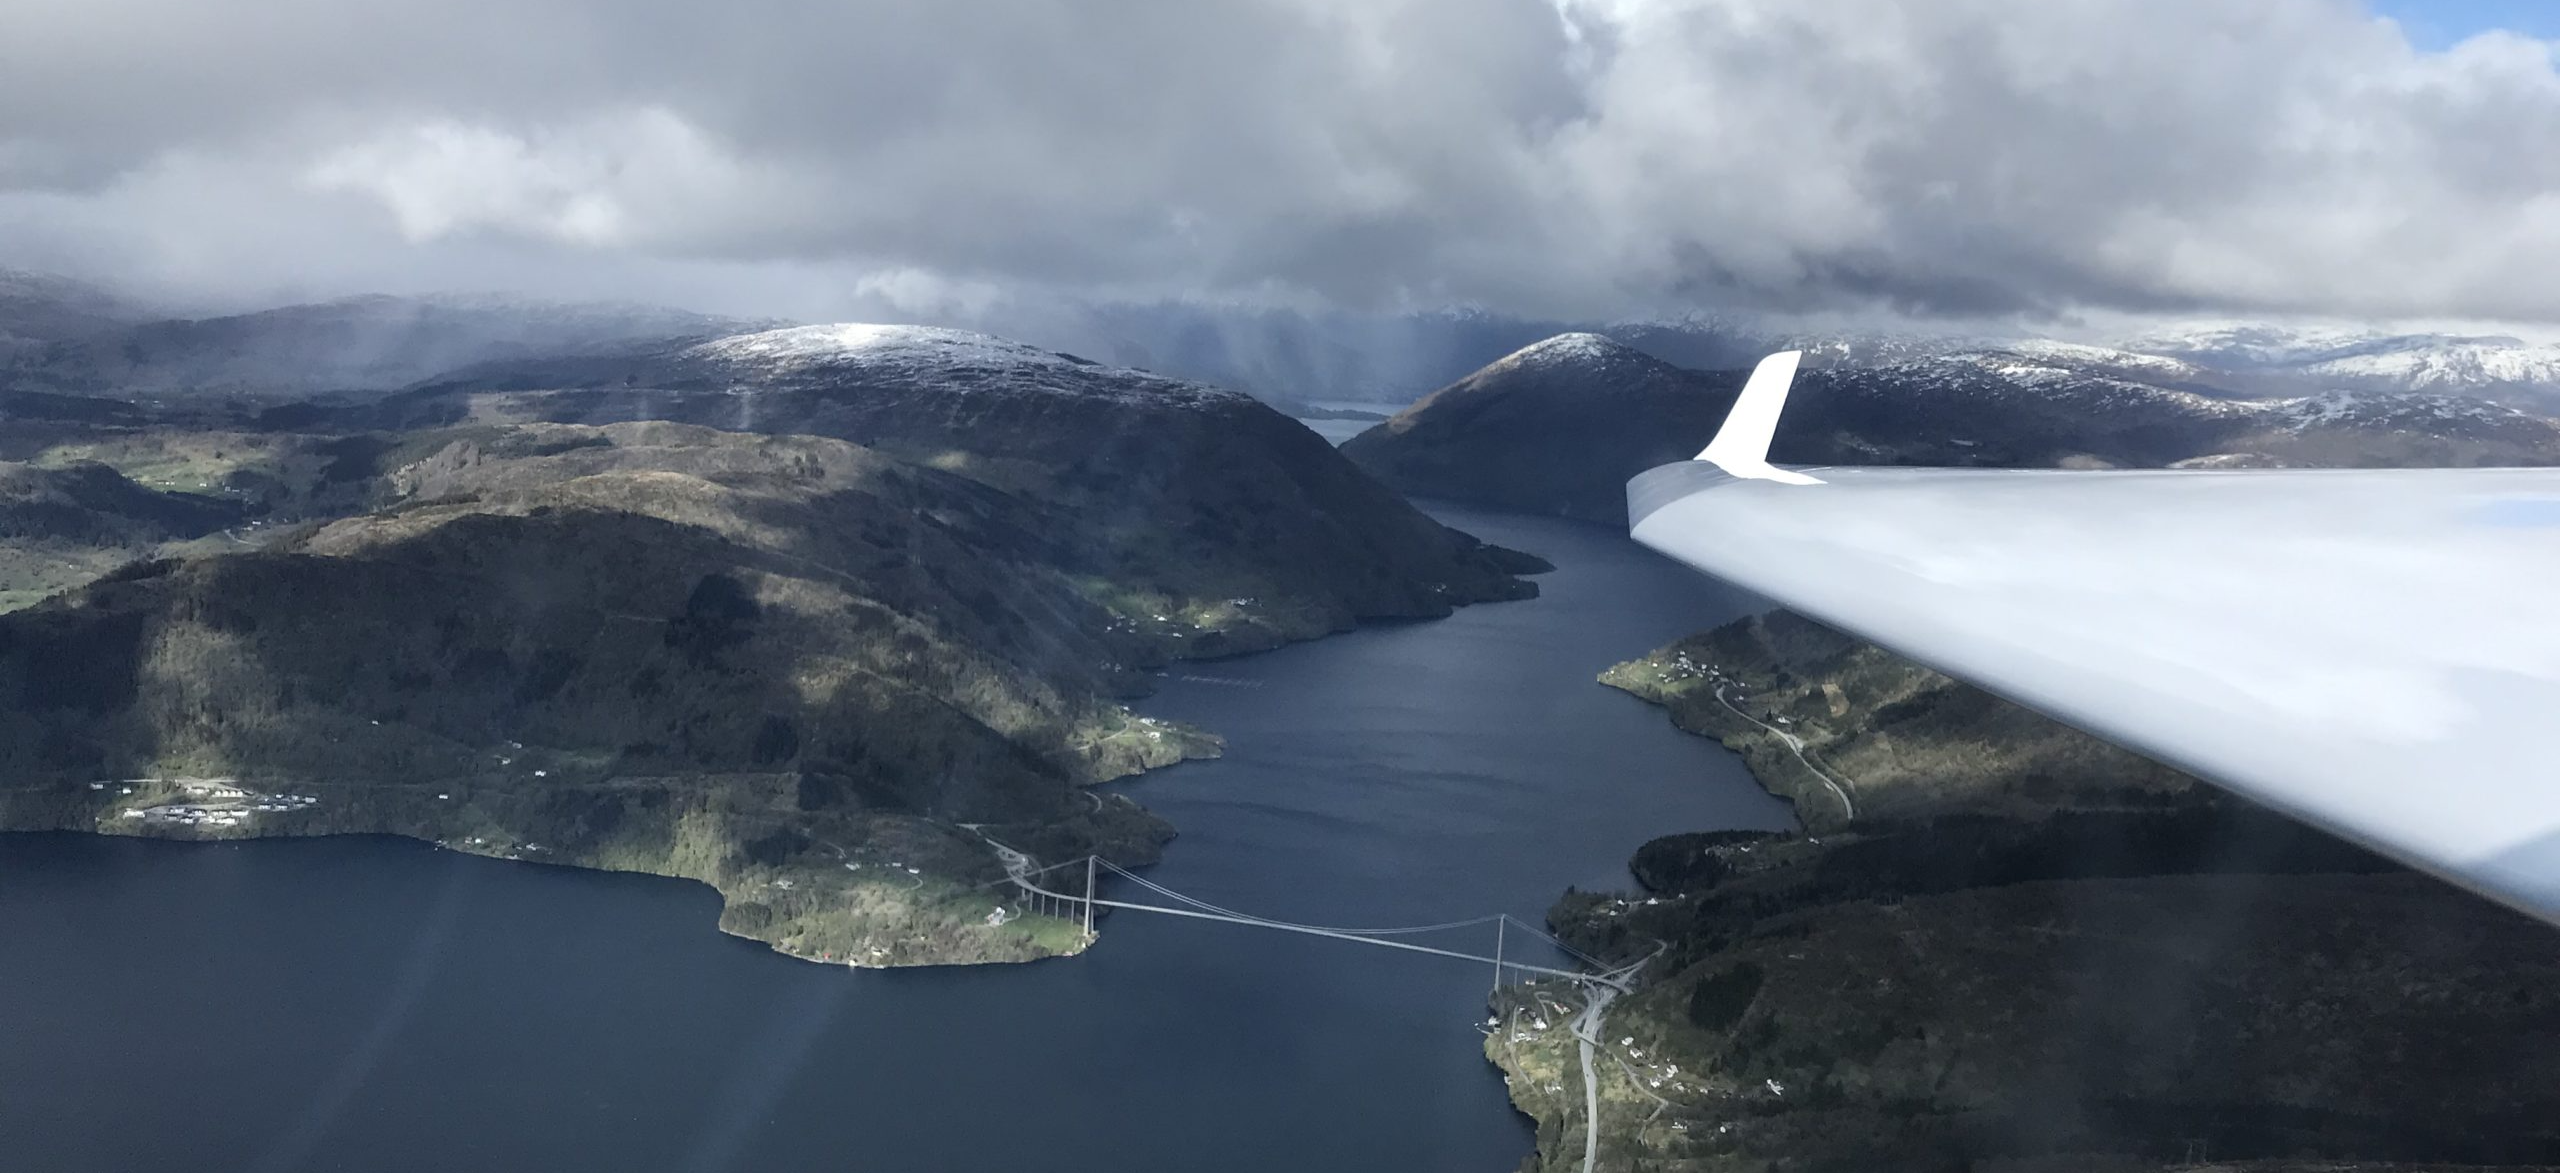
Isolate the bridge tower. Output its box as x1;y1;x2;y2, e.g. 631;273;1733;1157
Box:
1082;855;1097;939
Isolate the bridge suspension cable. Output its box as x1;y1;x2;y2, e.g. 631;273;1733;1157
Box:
1093;859;1507;937
982;842;1631;990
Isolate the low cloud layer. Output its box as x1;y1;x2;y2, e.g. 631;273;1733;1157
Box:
4;0;2558;324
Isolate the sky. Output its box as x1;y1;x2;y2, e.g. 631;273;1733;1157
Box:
3;0;2558;332
2375;0;2560;47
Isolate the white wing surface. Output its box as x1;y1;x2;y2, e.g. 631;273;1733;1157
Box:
1629;357;2560;925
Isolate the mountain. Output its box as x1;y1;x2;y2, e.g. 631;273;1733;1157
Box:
377;322;1545;642
0;462;243;545
998;301;2560;416
0;322;1542;964
1339;334;1724;519
0;461;247;612
1343;333;2560;522
4;290;776;401
0;270;147;359
0;423;1209;964
24;272;2557;419
2124;324;2560;406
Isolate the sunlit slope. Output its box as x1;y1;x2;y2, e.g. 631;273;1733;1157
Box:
0;460;245;612
380;322;1545;636
0;411;1538;965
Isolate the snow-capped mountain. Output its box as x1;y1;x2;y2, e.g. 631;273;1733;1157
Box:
673;323;1248;411
1811;348;2559;456
1587;317;2560;410
1605;318;2560;408
1464;317;2560;410
13;264;2560;415
1997;339;2212;384
360;317;1539;632
688;323;1087;372
1344;333;2560;522
399;321;1262;429
2254;388;2545;433
2118;324;2560;405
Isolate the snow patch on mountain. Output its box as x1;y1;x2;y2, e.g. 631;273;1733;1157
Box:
1494;332;1642;369
2122;324;2381;368
2002;339;2204;380
1892;351;2546;435
684;323;1253;408
688;323;1084;372
2121;324;2560;394
1911;351;2245;416
2299;342;2560;389
2252;390;2543;433
2277;391;2373;426
1986;361;2073;387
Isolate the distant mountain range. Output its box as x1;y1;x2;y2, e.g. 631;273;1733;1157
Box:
1669;322;2560;411
1;271;775;401
0;269;149;357
1343;333;2560;522
2117;324;2560;403
1048;301;2560;412
12;268;2560;413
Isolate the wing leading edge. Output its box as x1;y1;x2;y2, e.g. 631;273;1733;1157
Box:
1628;356;2560;926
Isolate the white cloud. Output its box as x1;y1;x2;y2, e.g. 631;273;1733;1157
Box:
300;109;773;249
3;0;2559;324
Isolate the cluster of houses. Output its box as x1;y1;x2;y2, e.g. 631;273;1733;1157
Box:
125;805;249;828
1488;996;1709;1104
1667;650;1720;681
116;783;319;828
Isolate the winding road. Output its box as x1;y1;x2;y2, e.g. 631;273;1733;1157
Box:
1574;981;1612;1173
1565;941;1664;1173
1714;683;1856;821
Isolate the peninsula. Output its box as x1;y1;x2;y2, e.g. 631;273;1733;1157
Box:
0;321;1542;967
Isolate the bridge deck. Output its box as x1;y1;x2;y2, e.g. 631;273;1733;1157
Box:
1002;856;1627;990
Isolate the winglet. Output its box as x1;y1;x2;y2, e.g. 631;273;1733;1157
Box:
1697;350;1823;485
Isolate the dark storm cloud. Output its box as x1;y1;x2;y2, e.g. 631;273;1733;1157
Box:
3;0;2558;323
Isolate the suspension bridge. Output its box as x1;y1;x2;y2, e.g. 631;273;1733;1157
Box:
980;838;1657;1173
980;839;1641;993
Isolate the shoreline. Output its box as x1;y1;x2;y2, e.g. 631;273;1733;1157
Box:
1487;613;2560;1172
0;575;1567;970
0;748;1202;969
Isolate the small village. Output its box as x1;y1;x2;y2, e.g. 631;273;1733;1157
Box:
105;778;321;829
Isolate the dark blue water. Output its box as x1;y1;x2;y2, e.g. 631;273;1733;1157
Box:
0;506;1787;1173
1298;417;1378;444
